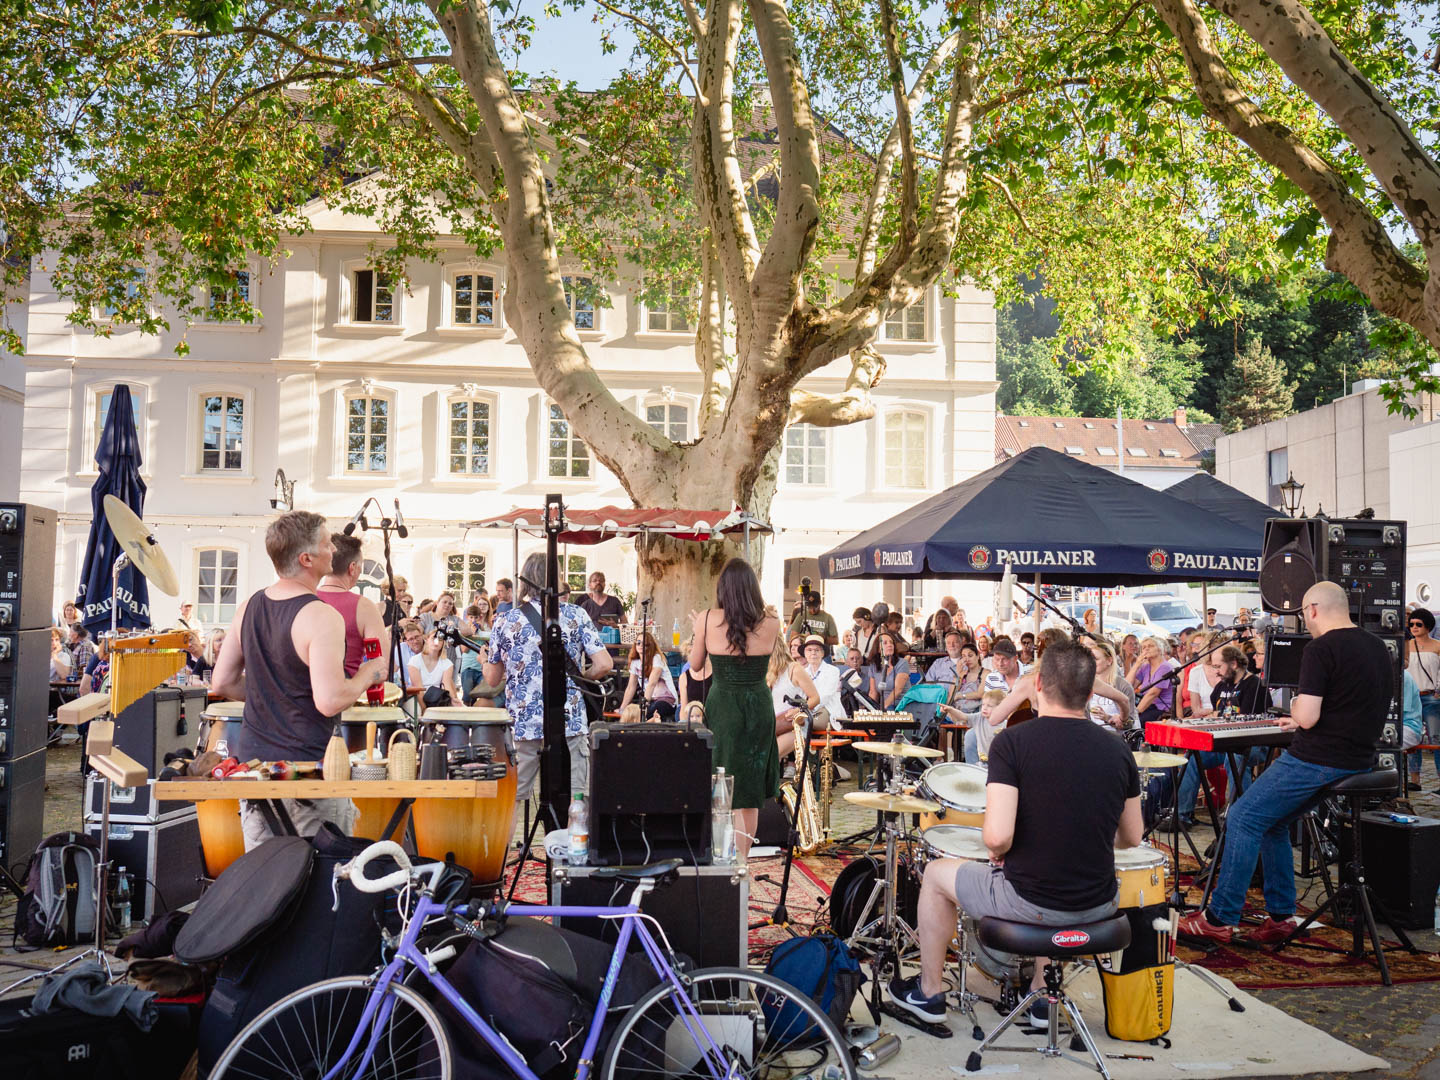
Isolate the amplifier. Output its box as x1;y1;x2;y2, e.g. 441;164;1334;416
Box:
1324;519;1406;635
0;747;46;875
550;862;747;968
84;809;205;924
1344;811;1440;930
588;722;713;866
113;687;209;776
0;627;49;759
0;503;57;632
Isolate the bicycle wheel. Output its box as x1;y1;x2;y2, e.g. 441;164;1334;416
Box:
602;967;857;1080
209;975;452;1080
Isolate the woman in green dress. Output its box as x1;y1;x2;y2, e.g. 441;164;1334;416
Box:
689;558;783;858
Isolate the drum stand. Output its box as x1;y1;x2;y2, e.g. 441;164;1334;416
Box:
846;808;922;1017
946;914;988;1041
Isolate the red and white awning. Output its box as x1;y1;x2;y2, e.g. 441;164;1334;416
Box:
461;506;771;546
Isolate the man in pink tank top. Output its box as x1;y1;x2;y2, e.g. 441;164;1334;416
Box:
316;533;390;677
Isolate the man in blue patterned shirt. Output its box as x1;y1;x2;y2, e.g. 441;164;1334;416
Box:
485;553;614;804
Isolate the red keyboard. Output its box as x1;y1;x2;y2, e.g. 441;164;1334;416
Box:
1145;715;1292;752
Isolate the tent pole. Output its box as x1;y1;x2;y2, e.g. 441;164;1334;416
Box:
1098;590;1104;633
1202;582;1208;627
1034;573;1042;636
513;526;520;585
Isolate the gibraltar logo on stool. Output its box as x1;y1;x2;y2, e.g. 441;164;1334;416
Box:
1146;547;1170;574
968;544;993;571
1050;928;1091;948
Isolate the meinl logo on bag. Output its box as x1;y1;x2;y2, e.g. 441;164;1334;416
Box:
1051;929;1091;948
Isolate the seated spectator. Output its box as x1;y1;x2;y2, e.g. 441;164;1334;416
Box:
409;630;459;709
459;639;504;707
800;634;845;725
80;639;110;695
1018;631;1036;667
923;608;953;651
620;632;678;721
49;627;72;682
204;628;227;669
392;619;424;678
1127;636;1177;724
839;646;878;712
68;624;96;677
882;611;911;656
182;631;212;684
975;631;992;668
873;632;914;710
468;598;492;633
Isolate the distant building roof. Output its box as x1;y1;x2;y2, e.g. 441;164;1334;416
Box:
995;407;1214;470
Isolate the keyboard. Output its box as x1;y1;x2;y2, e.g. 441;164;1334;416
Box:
1145;714;1293;752
850;710;919;733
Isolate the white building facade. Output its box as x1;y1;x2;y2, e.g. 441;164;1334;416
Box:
17;201;999;632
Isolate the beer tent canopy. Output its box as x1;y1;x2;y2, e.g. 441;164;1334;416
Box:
819;447;1261;585
1164;472;1277;540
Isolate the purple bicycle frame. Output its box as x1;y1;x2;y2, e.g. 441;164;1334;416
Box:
325;894;734;1080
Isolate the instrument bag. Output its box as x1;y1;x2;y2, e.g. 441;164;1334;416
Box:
431;915;663;1080
762;932;865;1044
193;826;405;1075
12;831;101;948
1096;902;1173;1042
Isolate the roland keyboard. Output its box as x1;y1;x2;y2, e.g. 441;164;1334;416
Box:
1144;715;1293;753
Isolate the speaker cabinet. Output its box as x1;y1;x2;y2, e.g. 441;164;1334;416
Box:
1260;518;1325;614
1353;811;1440;930
587;722;714;866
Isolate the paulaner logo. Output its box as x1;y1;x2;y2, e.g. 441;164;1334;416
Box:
968;545;992;570
1147;548;1170;573
994;548;1098;567
830;554;862;574
875;550;916;568
1172;552;1261;573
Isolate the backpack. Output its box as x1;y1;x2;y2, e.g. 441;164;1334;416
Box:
13;831;101;948
762;932;864;1043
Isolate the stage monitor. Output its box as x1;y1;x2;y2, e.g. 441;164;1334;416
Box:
1264;632;1311;690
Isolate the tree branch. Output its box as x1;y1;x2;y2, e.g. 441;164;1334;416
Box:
788;345;886;426
1151;0;1437;347
877;0;918;252
1212;0;1440;256
697;233;731;431
592;0;699;95
678;0;703;41
855;29;962;278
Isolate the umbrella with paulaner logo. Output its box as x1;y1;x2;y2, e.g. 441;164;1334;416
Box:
820;447;1262;586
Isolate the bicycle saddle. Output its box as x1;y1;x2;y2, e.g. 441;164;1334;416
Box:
588;858;684;883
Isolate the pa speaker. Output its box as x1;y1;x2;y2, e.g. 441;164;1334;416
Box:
1260;518;1325;614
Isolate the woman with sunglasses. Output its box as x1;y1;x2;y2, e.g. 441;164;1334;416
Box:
1407;608;1440;781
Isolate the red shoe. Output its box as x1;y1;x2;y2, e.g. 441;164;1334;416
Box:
1246;916;1298;944
1177;910;1233;944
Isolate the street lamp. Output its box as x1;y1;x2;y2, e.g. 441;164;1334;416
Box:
1278;472;1304;518
270;467;295;511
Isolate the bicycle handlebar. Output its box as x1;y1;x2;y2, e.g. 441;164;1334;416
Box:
341;841;415;894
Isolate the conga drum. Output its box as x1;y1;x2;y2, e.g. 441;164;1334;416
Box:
410;708;517;887
340;705;407;755
199;699;245;754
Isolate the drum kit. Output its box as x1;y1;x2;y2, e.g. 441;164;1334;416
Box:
834;740;1172;1036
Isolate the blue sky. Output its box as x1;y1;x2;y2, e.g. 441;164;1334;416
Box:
513;10;640;90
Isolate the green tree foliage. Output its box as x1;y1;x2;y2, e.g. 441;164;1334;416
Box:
1218;336;1295;432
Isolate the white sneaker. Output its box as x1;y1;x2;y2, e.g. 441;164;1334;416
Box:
833;764;852;781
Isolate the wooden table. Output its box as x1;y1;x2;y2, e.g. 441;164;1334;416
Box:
156;778;513;884
938;721;971;761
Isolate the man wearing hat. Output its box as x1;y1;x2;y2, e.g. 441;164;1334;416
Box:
800;634;846;726
788;590;839;647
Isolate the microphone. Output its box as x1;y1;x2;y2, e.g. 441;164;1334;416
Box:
997;563;1015;621
393;498;409;539
342;500;370;536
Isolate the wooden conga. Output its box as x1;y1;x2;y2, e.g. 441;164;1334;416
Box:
340;704;407;755
410;708;517;886
199;699;245;754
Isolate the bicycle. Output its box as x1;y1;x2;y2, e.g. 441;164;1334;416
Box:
209;840;857;1080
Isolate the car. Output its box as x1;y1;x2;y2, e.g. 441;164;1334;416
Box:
1105;592;1203;636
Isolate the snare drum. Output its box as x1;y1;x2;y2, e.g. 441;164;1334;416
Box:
1114;844;1167;908
918;824;989;866
199;700;245;754
916;762;988;830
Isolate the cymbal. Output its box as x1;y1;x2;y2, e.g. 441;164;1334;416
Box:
852;740;943;759
1134;751;1188;770
102;494;179;596
845;790;942;814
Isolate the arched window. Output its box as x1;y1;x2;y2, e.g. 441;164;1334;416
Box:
344;392;392;474
883;409;927;489
645;398;690;441
446;394;495;477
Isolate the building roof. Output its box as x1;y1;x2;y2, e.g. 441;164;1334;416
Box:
995;409;1216;470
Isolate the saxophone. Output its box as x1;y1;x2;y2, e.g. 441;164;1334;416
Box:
779;713;824;854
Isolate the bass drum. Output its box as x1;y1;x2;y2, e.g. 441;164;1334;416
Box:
829;855;918;941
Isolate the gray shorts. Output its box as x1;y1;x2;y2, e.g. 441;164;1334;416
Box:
953;862;1118;973
240;797;356;852
514;734;590;804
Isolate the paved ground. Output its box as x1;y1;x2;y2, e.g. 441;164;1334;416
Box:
6;734;1440;1078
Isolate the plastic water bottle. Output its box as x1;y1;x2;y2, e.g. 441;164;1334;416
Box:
116;866;132;930
567;794;589;864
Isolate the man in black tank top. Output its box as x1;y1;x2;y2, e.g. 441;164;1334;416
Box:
211;511;388;850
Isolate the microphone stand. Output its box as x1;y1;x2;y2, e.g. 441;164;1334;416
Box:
362;513;410;702
1007;579;1107;646
637;596;654;718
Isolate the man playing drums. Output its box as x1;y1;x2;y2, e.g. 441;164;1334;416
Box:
890;640;1142;1028
211;511;388;849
